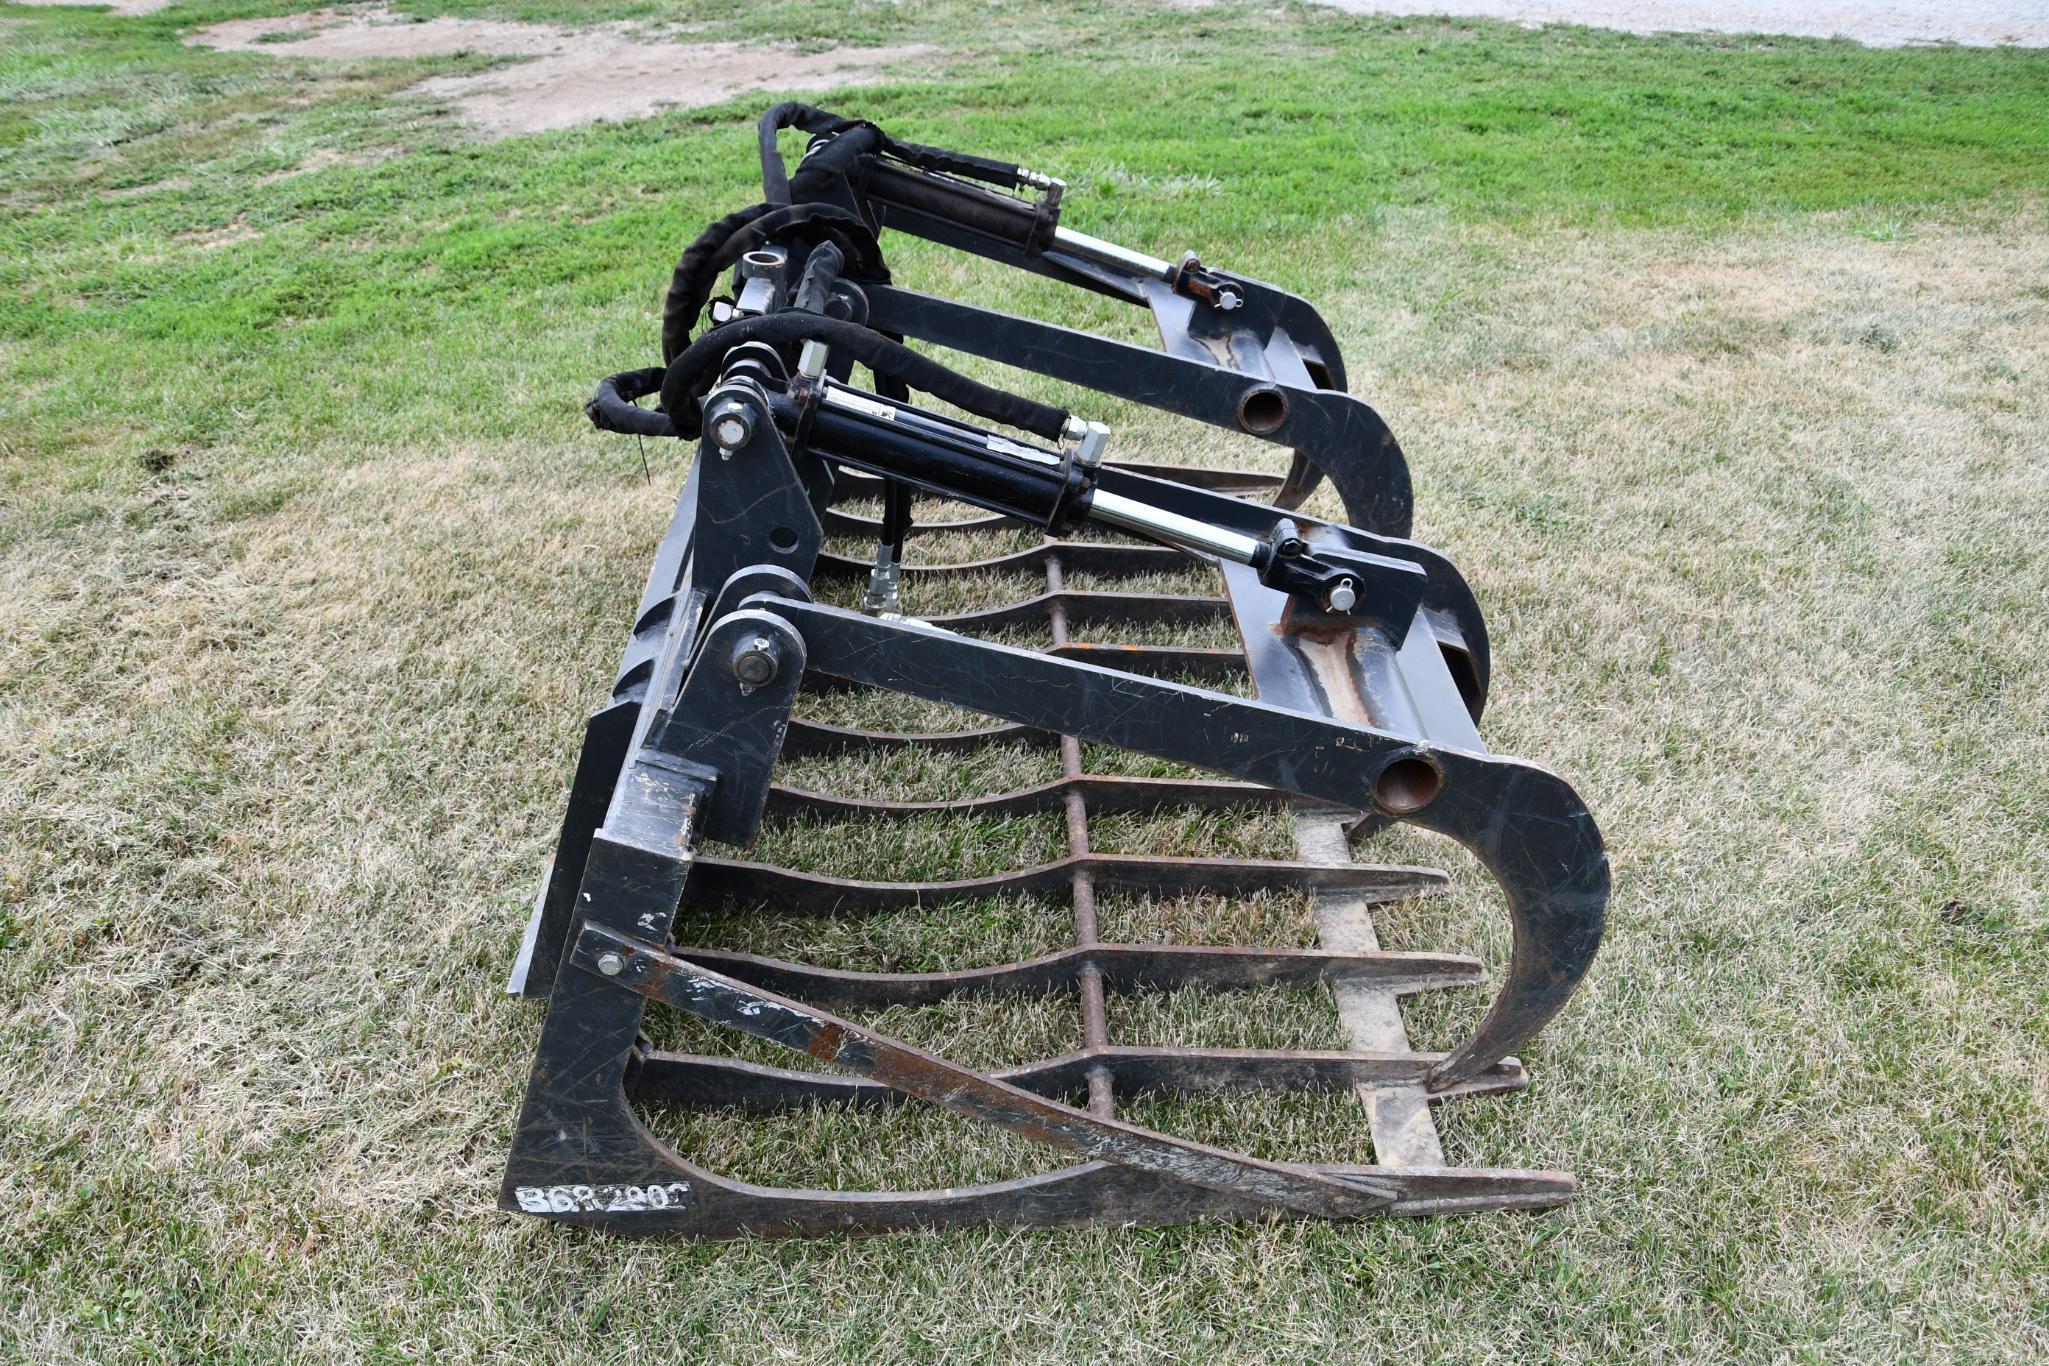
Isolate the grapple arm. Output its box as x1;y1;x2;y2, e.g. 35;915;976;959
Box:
715;104;1405;531
739;588;1605;1091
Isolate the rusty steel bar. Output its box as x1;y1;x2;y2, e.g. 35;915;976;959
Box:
1049;552;1116;1117
931;590;1229;636
632;1045;1529;1112
662;941;1484;1009
783;716;1056;756
762;773;1307;822
813;540;1190;583
574;924;1399;1215
685;853;1445;914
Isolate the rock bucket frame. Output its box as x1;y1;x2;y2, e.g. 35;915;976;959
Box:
500;105;1608;1235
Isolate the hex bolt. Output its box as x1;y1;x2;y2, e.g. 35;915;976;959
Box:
1075;421;1110;469
1327;577;1359;613
709;403;755;453
797;340;830;380
595;952;625;977
731;635;780;689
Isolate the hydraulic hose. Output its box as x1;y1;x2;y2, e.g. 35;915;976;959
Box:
659;313;1070;442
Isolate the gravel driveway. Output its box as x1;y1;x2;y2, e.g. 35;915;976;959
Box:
1306;1;2049;47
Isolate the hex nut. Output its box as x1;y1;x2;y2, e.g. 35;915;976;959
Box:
710;405;754;451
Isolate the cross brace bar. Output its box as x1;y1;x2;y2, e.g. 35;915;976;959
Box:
573;923;1399;1217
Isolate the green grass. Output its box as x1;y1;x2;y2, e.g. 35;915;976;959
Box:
2;1;2046;1360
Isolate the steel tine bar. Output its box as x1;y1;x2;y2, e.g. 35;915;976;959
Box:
799;643;1246;692
763;773;1302;822
813;542;1191;583
1048;643;1247;680
1101;463;1285;494
1047;553;1117;1118
782;717;1057;755
632;1046;1527;1113
831;465;1283;501
929;591;1229;635
574;925;1398;1215
686;853;1448;914
668;941;1480;1009
798;651;1247;695
823;506;1024;538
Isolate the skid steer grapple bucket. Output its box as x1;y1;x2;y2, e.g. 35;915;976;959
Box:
499;106;1608;1235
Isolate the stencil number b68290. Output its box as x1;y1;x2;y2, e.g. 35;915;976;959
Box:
514;1182;691;1214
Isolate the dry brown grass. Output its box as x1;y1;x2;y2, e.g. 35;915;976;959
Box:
3;181;2045;1362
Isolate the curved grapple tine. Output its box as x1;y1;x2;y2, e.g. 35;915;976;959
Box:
1272;451;1324;510
1214;545;1603;1092
1406;757;1610;1091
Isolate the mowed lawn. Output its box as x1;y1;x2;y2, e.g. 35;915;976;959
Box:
2;1;2046;1359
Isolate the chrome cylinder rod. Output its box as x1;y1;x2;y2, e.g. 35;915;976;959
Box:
1050;226;1175;283
1087;488;1264;565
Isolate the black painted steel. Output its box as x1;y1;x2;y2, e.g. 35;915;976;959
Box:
761;772;1301;821
651;941;1484;1010
577;924;1400;1217
632;1047;1527;1113
814;539;1189;583
747;593;1608;1093
861;285;1413;535
687;852;1445;914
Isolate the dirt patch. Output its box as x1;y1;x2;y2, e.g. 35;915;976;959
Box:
188;7;934;137
190;8;591;59
407;40;932;137
1308;1;2049;47
15;0;176;14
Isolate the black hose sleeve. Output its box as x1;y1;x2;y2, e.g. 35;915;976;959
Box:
787;124;884;216
882;138;1027;189
661;202;771;364
758;102;867;205
760;102;1032;200
751;102;1052;284
586;367;675;437
792;239;845;315
660;314;1070;442
721;206;882;283
661;203;886;364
